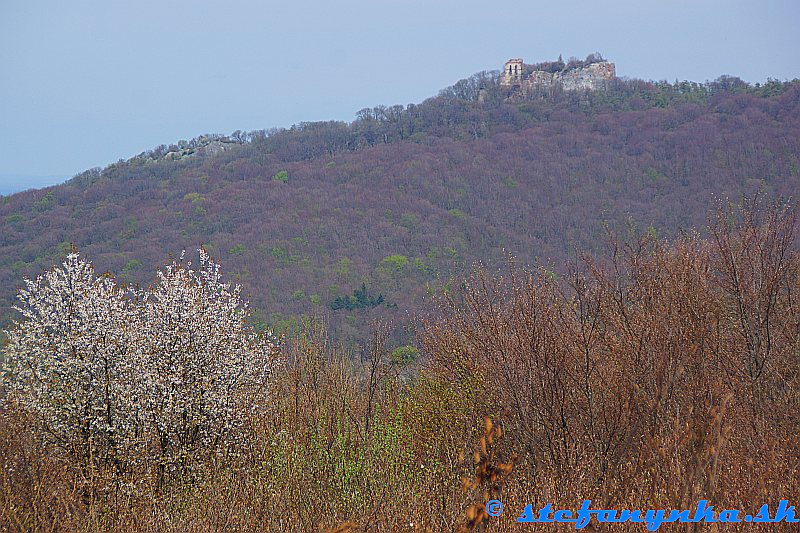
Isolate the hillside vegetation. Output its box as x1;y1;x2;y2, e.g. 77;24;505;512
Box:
1;198;797;531
0;72;798;345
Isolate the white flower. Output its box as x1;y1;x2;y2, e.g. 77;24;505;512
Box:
2;250;278;476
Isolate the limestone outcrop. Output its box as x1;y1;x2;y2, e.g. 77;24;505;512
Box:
499;57;616;95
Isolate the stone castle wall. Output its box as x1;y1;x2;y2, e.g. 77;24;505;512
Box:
500;58;616;94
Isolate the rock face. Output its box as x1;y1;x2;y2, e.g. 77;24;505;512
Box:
500;58;616;95
560;62;616;91
145;136;243;163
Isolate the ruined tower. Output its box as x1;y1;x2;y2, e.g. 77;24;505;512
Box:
500;58;524;87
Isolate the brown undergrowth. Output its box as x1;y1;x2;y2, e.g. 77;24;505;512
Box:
1;197;798;531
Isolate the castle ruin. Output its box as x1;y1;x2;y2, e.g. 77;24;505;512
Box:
500;57;616;95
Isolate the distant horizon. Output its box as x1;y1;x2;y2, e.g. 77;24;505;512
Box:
0;174;70;196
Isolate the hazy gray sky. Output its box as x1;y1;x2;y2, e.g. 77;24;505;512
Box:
1;0;798;193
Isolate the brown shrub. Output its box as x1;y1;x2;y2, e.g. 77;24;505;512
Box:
421;196;800;518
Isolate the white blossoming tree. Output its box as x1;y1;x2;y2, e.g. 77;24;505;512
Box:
2;249;277;480
2;253;137;469
134;250;275;475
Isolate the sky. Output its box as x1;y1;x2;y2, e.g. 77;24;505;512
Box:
1;0;798;194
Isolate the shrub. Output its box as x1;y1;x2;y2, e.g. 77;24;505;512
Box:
422;197;800;512
390;345;419;367
272;170;289;183
379;254;409;274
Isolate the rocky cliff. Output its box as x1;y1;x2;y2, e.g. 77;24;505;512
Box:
500;57;616;95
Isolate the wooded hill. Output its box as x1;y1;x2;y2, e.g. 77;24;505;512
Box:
1;72;798;344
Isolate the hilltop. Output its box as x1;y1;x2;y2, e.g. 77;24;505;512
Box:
1;60;799;344
499;53;616;95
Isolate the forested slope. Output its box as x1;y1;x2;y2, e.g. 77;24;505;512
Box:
1;74;798;343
